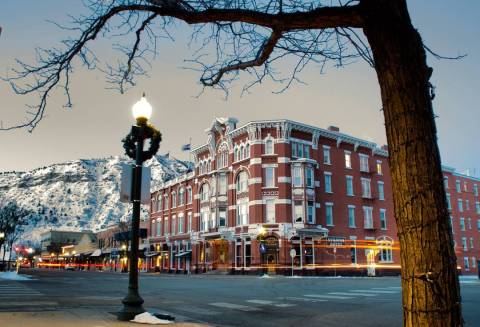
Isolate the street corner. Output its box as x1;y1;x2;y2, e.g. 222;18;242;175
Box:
0;310;213;327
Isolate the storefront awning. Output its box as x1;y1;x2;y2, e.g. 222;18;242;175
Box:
175;251;192;258
90;249;102;257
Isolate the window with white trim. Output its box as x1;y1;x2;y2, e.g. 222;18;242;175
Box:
219;207;227;227
200;209;209;231
236;199;249;225
446;193;452;210
460;218;465;231
210;211;216;229
476;202;480;214
359;154;369;172
470;237;474;249
294;200;304;223
345;151;352;169
378;181;385;201
462;237;467;251
325;203;334;226
187;212;192;232
264;167;275;188
363;206;373;229
348;205;356;228
380;209;387;230
164;217;169;235
265;199;275;224
305;167;314;188
468;217;472;230
346;176;354;196
171;192;177;208
156;219;162;236
178;214;184;234
472;257;477;269
378;237;393;262
464;257;470;270
376;160;383;175
466;200;470;210
474;184;479;197
200;184;209;202
265;138;274;154
218;174;227;195
171;215;176;235
307;201;315;224
361;178;371;198
323;146;331;164
236;171;248;193
324;172;332;193
178;188;185;206
456;180;461;193
444;176;449;189
458;199;463;212
164;194;169;210
293;166;303;187
187;187;193;204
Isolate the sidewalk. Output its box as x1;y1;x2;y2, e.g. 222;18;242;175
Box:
0;308;211;327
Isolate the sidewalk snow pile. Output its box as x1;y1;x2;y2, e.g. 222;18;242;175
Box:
0;272;32;281
131;312;173;325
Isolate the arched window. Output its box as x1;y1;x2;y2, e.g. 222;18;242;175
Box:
200;183;210;202
157;194;162;211
240;145;245;160
236;171;248;193
171;191;177;208
164;193;169;210
234;147;239;162
265;138;274;154
178;188;185;206
377;236;394;262
246;143;251;158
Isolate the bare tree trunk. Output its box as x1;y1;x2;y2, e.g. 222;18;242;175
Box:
361;0;462;326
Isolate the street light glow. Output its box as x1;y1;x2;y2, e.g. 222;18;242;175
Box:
132;94;152;121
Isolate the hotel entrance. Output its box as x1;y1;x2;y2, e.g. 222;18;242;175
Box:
259;235;279;274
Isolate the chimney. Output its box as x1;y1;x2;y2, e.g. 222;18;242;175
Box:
328;126;340;132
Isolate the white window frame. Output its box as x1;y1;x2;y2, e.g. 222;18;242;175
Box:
376;160;383;175
325;202;334;226
264;137;274;155
293;166;303;187
361;178;371;198
359;154;369;172
307;201;315;224
305;167;314;188
380;209;387;230
324;172;332;193
264;167;275;188
378;181;385;201
363;206;373;229
346;176;354;196
323;145;331;164
345;151;352;169
348;205;356;228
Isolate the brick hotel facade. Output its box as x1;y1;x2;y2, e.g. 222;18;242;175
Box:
146;118;479;276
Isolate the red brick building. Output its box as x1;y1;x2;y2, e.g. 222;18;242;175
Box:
147;118;402;276
443;167;480;275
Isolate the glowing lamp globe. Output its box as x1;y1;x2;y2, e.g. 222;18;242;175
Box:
132;94;152;123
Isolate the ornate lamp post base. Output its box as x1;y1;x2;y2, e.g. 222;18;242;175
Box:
117;291;145;321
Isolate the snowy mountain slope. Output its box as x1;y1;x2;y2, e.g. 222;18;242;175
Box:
0;155;192;244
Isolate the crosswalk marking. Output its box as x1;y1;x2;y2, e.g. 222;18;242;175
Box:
274;303;296;308
328;292;377;297
0;283;57;307
246;299;275;305
305;294;354;300
209;302;261;312
0;301;58;307
351;289;399;294
278;296;327;303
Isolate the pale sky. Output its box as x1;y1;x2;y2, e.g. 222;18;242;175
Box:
0;1;479;174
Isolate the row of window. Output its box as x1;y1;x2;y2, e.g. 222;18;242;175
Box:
151;212;193;237
460;237;478;251
446;194;480;214
323;204;387;230
445;176;479;196
450;216;480;233
463;256;477;270
152;187;193;212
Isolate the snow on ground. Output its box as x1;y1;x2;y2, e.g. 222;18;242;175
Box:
131;312;173;325
0;271;33;281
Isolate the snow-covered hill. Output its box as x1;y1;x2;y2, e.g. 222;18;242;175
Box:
0;155;192;244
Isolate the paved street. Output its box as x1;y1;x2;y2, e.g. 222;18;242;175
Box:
1;269;479;326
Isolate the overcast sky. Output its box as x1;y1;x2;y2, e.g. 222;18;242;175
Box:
0;1;479;175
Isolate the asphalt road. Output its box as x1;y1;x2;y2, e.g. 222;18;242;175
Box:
1;269;479;326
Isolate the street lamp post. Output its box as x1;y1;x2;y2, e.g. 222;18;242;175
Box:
117;94;161;321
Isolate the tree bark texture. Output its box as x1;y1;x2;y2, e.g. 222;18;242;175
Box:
361;0;462;326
